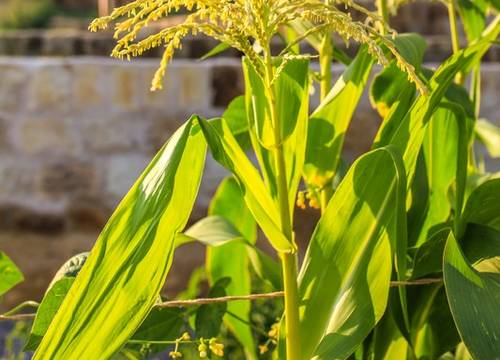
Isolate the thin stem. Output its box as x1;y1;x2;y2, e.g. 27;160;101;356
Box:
376;0;389;34
264;46;301;360
319;33;333;101
157;292;285;308
2;301;39;316
0;279;444;322
447;0;464;84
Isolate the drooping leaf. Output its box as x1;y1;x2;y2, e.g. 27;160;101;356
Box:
460;178;500;234
34;116;207;359
475;118;500;158
200;41;231;60
25;277;75;351
0;251;23;297
304;46;374;189
374;23;500;184
297;146;406;360
207;177;257;359
443;233;500;360
370;34;426;117
199;117;291;252
195;277;231;338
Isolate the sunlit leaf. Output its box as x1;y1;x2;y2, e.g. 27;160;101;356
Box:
0;251;23;297
304;46;374;189
297;146;406;360
34;116;207;359
199;117;292;252
475;118;500;158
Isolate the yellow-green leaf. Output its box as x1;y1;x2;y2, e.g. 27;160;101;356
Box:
34;116;206;359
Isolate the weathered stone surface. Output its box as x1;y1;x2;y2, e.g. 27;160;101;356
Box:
16;117;79;155
0;204;66;234
39;160;98;197
27;65;73;113
0;64;29;113
104;153;150;202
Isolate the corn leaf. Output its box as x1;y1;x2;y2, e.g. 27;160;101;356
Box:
199;117;292;252
304;46;374;189
460;178;500;234
457;0;488;42
243;58;309;213
206;177;257;359
0;251;23;296
34;116;207;359
443;232;500;359
297;146;406;360
475;118;500;158
375;22;500;183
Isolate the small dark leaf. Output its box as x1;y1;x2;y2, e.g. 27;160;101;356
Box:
195;277;231;338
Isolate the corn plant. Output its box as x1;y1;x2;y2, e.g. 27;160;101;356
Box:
1;0;499;359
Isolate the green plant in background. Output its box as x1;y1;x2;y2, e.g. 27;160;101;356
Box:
1;0;499;359
0;0;58;29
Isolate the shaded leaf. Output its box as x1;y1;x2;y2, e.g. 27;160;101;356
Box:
195;277;231;338
25;278;75;351
443;233;500;360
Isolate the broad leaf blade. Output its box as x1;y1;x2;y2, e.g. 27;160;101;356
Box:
475;118;500;158
460;178;500;234
34;117;207;359
443;233;500;360
298;146;406;360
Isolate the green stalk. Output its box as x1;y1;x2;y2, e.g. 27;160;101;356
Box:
319;33;333;101
264;49;301;360
376;0;389;34
447;0;464;84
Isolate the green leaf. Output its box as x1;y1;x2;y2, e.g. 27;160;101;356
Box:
199;117;291;252
207;177;257;359
475;118;500;158
411;227;450;279
461;223;500;273
415;103;470;246
24;277;75;351
409;285;460;359
370;34;426;118
199;42;230;60
47;252;88;290
195;277;231;338
460;178;500;234
243;57;310;213
0;251;23;296
304;46;374;189
297;146;406;360
443;232;500;360
457;0;488;42
34;116;207;359
131;307;183;342
222;96;252;149
374;24;500;186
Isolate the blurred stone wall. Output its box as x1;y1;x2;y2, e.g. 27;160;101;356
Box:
0;56;499;309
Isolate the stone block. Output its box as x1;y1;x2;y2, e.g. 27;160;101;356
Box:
39;160;98;198
0;64;29;113
28;65;73;113
104;154;150;201
16;117;80;156
178;63;212;111
112;66;141;111
140;65;181;112
0;204;66;234
73;64;108;111
80;113;148;154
